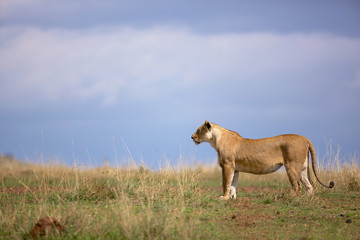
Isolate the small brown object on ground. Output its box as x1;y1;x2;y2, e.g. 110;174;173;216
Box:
29;216;66;239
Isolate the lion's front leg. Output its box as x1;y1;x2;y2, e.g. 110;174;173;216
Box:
220;162;235;200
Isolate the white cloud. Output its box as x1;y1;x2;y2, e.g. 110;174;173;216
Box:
0;26;360;108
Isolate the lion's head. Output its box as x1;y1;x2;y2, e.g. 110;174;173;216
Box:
191;121;212;145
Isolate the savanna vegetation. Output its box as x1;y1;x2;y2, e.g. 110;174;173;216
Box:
0;150;359;239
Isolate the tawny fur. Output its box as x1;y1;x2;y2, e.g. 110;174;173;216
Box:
191;121;334;200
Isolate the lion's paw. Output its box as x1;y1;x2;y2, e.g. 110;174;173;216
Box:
219;195;229;200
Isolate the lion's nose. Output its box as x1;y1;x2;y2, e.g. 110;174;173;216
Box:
191;135;194;140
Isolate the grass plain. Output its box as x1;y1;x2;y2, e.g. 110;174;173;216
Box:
0;153;359;240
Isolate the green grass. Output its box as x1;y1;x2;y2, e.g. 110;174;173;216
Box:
0;156;359;239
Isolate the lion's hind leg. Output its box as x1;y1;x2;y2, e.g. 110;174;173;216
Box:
229;186;236;199
284;163;302;195
300;156;314;195
229;171;239;199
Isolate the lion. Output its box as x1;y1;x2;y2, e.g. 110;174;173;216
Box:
191;121;334;200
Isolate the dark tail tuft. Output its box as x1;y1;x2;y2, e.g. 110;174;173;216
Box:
329;181;335;188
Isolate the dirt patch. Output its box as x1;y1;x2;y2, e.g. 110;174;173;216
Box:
1;187;33;194
29;216;66;239
225;212;273;228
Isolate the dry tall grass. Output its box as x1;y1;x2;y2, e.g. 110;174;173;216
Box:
0;148;359;239
0;156;203;239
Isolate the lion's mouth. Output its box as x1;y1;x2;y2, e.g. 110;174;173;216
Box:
194;140;201;145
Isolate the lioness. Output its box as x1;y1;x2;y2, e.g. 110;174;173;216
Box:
191;121;334;200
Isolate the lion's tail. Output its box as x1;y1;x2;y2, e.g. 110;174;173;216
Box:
308;140;334;188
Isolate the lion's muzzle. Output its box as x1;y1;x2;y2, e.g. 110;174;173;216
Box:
191;135;201;145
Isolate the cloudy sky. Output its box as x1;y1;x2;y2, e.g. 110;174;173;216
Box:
1;0;359;167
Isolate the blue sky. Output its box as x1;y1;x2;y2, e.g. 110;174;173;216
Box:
0;0;359;167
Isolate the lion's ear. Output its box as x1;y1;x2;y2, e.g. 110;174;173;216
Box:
204;121;211;130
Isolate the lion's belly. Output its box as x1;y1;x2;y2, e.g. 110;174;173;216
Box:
235;161;283;175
